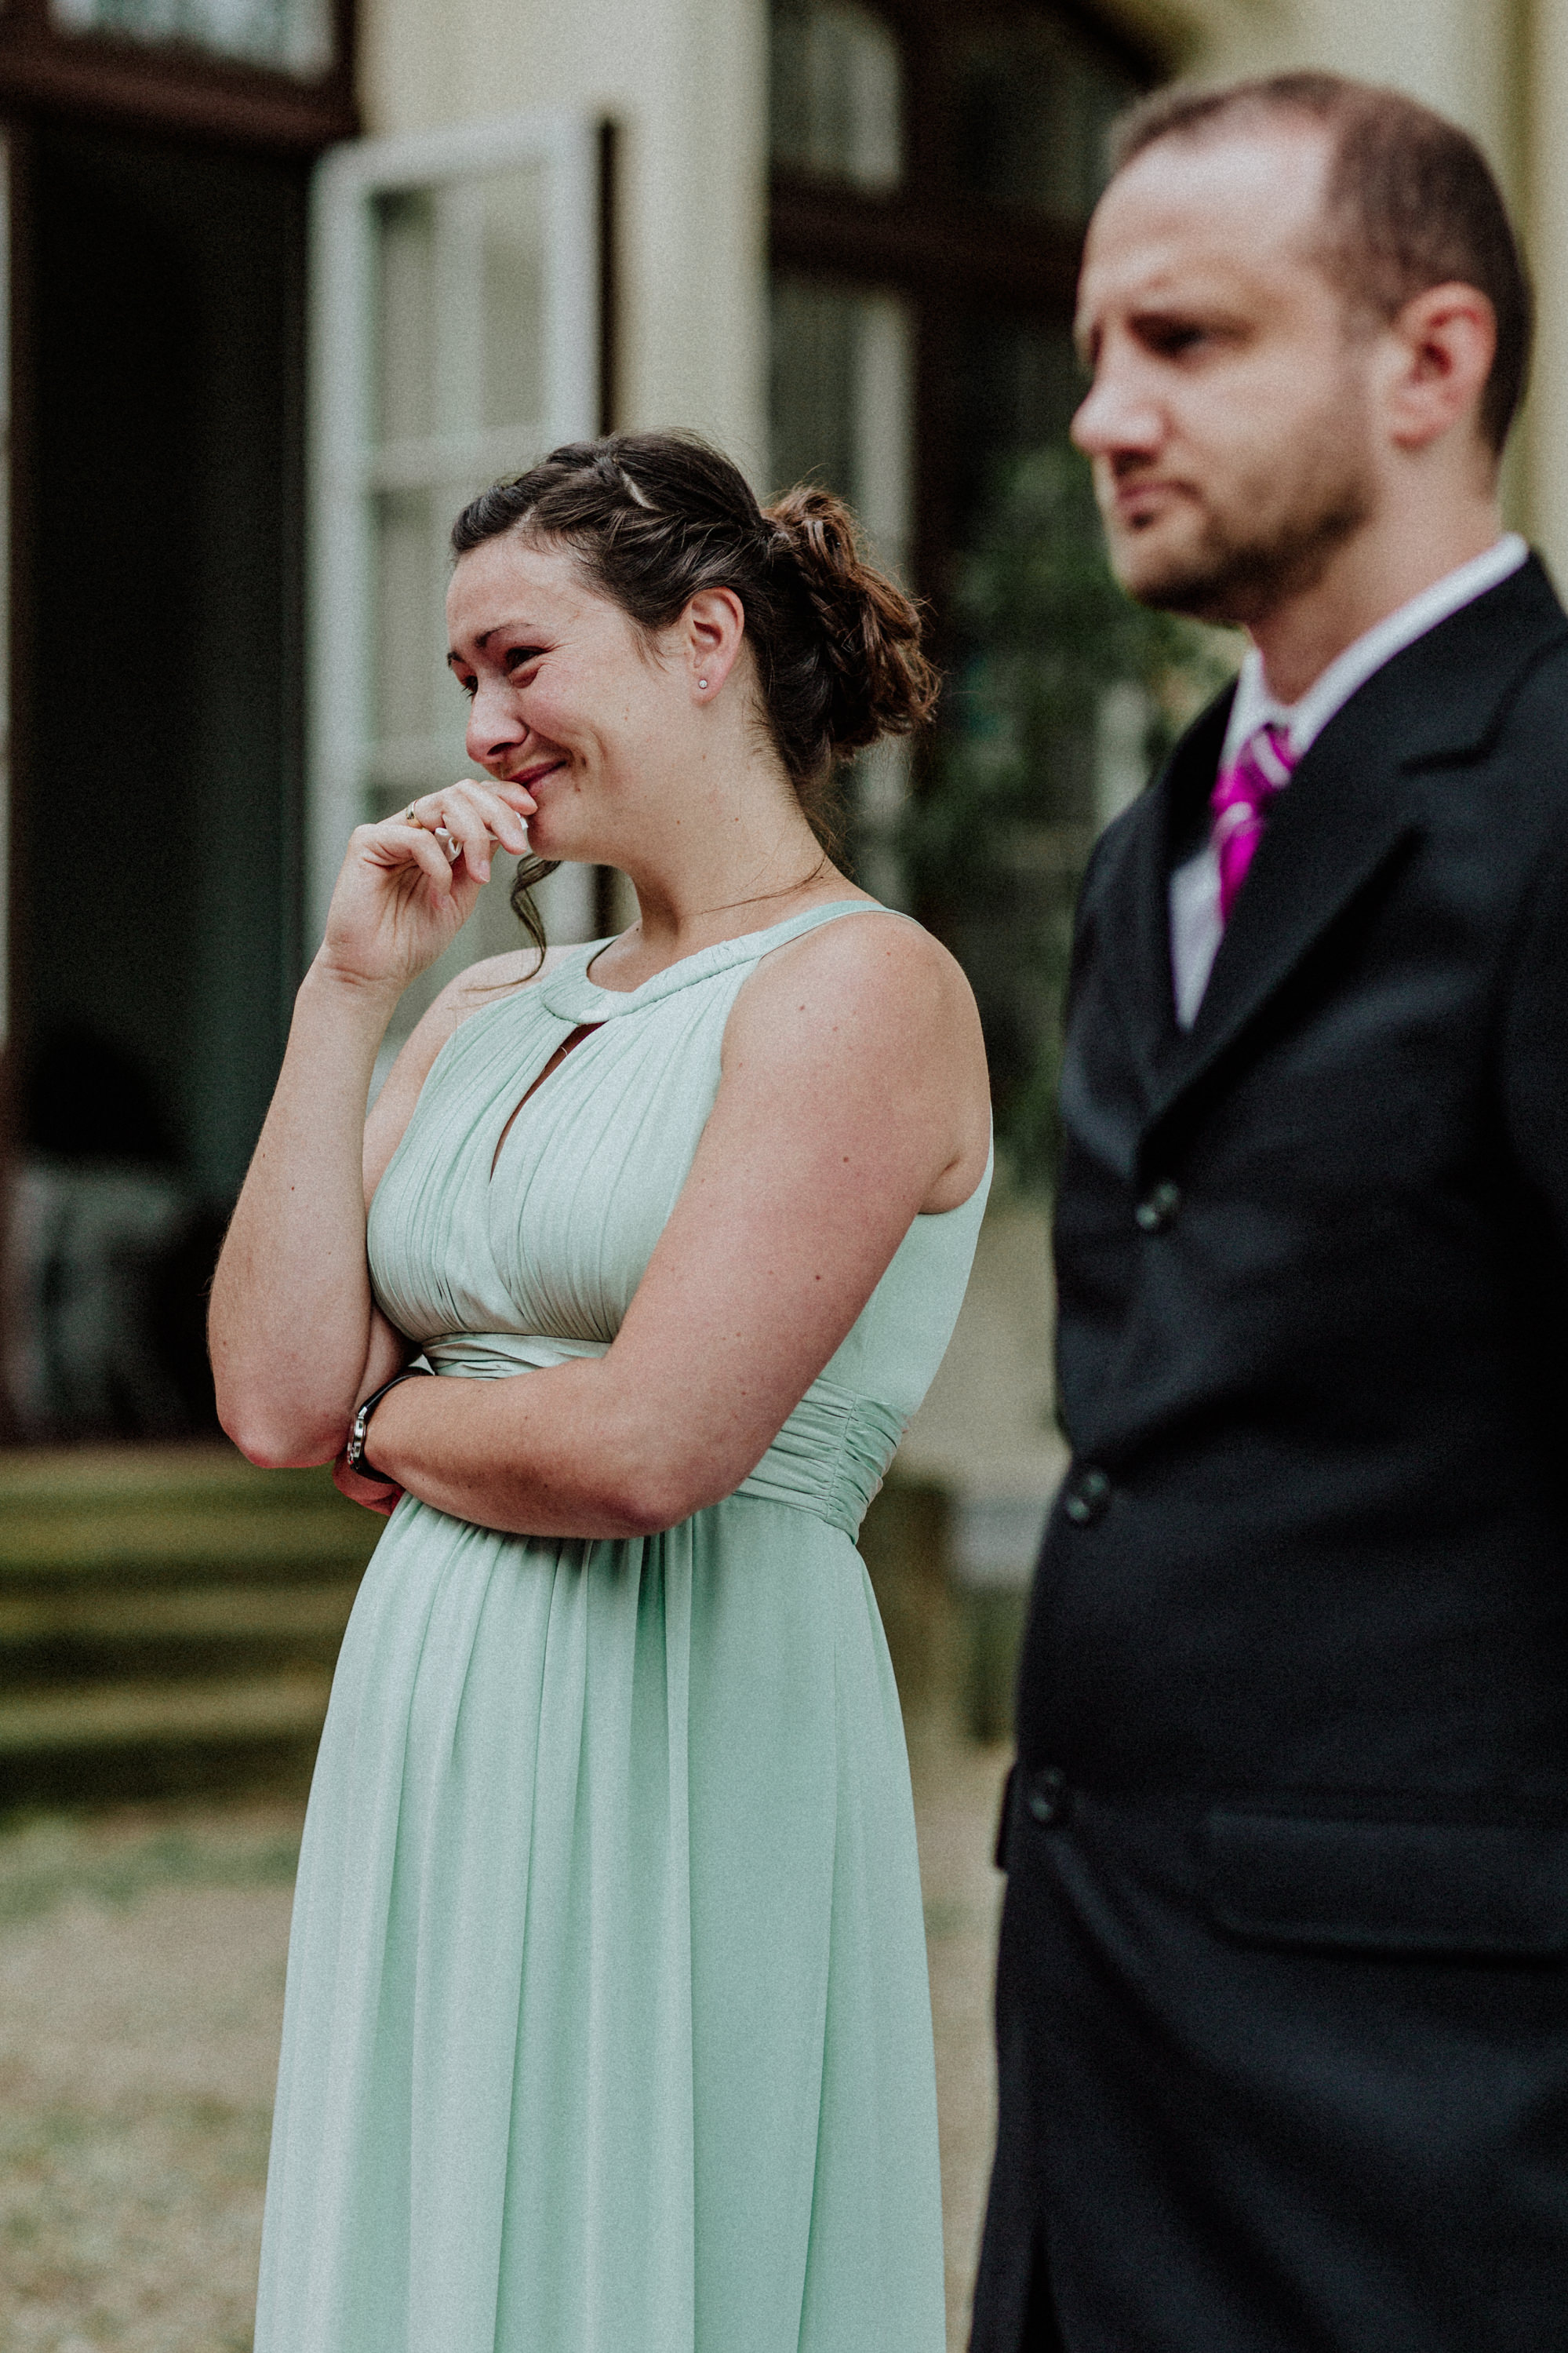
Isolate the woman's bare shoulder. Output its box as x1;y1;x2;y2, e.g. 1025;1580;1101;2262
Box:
723;907;991;1205
743;907;982;1051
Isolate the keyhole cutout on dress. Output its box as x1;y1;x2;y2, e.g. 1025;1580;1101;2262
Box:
489;1023;602;1180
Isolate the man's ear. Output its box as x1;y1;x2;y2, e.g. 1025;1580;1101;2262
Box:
1383;279;1497;454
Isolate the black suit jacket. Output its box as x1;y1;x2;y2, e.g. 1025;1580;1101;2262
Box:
973;556;1568;2353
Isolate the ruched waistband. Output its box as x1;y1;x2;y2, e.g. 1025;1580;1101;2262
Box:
422;1331;904;1538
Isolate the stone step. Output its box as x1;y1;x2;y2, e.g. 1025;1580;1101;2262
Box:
0;1442;380;1586
0;1670;336;1808
0;1581;361;1648
0;1670;333;1755
0;1441;376;1799
0;1440;339;1504
0;1509;377;1583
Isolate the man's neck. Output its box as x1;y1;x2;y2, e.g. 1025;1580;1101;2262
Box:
1249;502;1504;705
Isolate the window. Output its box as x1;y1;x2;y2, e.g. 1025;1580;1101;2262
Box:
310;115;602;1062
769;275;914;902
951;15;1137;219
770;0;902;193
50;0;333;77
769;0;1167;1179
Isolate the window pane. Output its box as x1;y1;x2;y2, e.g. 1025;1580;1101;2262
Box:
936;317;1097;1127
373;191;438;446
770;278;859;504
370;170;550;451
770;279;911;563
479;169;550;435
771;0;902;193
370;488;446;774
951;19;1137;220
51;0;333;77
926;313;1235;1179
769;275;915;901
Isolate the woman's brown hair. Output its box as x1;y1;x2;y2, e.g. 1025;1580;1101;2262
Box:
450;430;939;955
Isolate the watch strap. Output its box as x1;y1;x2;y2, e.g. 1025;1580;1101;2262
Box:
345;1364;433;1480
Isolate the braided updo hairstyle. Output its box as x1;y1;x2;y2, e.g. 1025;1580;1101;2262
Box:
449;431;939;952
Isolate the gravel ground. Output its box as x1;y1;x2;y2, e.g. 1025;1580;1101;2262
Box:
911;1719;1011;2348
0;1721;1010;2352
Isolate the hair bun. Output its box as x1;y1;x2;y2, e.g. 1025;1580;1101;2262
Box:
764;486;939;757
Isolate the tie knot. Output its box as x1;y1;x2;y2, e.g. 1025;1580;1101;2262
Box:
1213;722;1297;822
1210;723;1298;923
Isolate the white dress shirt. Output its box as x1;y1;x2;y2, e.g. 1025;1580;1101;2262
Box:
1168;534;1530;1028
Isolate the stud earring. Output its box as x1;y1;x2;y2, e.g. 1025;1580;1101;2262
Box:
698;677;710;690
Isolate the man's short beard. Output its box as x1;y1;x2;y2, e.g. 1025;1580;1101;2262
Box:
1128;481;1373;626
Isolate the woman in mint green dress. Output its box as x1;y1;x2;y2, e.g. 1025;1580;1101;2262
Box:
211;432;991;2353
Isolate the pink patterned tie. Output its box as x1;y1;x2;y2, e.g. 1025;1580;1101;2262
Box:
1210;722;1298;923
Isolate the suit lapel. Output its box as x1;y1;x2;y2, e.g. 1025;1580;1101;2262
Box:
1141;554;1568;1148
1099;687;1234;1101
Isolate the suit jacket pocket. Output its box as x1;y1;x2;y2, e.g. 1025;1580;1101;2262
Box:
1204;1809;1568;1958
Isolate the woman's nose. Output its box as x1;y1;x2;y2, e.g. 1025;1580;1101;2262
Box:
466;679;526;768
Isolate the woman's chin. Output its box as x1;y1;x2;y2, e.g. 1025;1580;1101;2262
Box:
525;824;604;870
526;823;595;870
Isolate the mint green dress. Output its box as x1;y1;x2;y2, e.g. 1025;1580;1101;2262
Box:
255;903;990;2353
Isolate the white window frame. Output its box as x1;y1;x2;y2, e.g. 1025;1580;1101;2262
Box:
307;112;599;953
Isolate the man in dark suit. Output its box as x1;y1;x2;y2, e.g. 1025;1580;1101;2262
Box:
972;73;1568;2353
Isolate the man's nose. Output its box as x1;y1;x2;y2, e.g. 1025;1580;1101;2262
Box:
1070;358;1162;458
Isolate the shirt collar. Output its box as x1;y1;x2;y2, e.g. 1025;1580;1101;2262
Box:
1221;533;1530;771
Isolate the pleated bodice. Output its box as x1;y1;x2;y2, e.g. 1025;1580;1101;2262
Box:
368;901;990;1535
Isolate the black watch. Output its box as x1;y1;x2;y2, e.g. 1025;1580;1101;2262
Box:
345;1364;432;1479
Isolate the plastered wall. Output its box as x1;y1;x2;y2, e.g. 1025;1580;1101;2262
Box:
1174;0;1523;185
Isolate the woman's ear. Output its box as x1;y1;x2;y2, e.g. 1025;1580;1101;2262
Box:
682;587;747;701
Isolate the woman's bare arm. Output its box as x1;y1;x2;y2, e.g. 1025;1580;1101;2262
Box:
208;776;537;1465
209;963;398;1468
352;913;991;1535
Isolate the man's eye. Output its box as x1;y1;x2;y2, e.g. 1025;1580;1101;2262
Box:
1151;325;1207;358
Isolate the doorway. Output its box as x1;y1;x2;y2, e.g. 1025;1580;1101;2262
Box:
7;124;307;1436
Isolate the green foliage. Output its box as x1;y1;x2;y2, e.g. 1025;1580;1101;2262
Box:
904;447;1240;1187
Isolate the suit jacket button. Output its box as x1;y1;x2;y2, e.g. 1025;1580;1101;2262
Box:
1027;1767;1068;1824
1135;1179;1182;1233
1064;1466;1111;1525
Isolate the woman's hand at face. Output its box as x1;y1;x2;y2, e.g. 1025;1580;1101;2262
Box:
315;778;537;994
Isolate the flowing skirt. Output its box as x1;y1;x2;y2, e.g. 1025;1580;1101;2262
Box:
254;1489;946;2353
